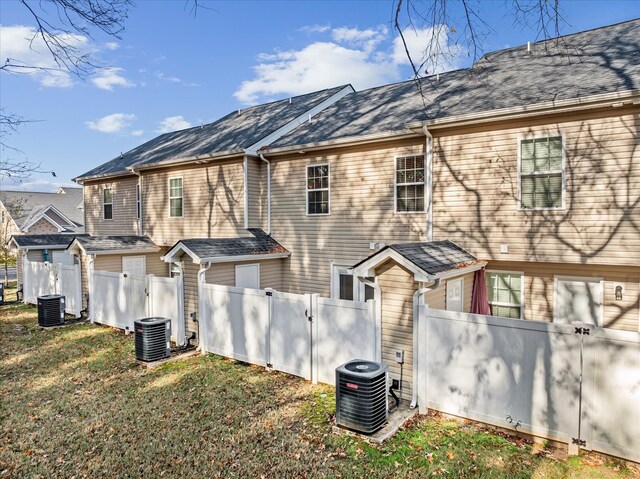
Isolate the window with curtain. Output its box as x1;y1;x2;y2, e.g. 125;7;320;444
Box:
520;136;564;209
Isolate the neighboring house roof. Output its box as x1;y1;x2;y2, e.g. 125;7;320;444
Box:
352;240;485;281
74;85;354;181
67;235;159;255
163;229;289;264
270;19;640;149
8;234;87;250
0;188;84;232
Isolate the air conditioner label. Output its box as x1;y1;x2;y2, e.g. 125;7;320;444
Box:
346;382;359;390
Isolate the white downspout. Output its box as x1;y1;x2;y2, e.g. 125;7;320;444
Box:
358;276;383;362
128;168;143;236
410;278;441;409
197;261;212;353
259;153;271;235
423;125;433;242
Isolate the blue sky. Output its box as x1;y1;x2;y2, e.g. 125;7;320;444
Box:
1;0;638;191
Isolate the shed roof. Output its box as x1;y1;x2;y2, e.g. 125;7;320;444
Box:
163;229;289;264
8;234;86;250
67;235;159;255
352;240;484;280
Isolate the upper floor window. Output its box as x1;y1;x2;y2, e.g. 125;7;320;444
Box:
396;154;425;213
103;188;113;220
519;136;564;209
307;164;329;215
486;271;523;319
169;177;183;217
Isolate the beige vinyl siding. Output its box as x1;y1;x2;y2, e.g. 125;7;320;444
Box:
432;108;640;266
268;138;427;297
25;217;58;234
93;251;168;276
141;159;248;246
246;157;263;229
488;260;639;332
84;176;140;236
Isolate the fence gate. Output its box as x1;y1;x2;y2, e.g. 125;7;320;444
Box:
23;259;82;318
148;275;186;346
417;307;640;463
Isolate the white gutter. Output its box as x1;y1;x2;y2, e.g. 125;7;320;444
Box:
411;278;441;409
197;261;212;352
84;247;160;256
128;168;143;236
259;153;272;235
423;125;433;242
358;277;383;362
200;252;289;264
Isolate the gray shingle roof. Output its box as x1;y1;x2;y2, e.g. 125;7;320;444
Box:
353;240;479;276
0;188;84;229
176;229;287;261
75;86;351;180
72;235;157;253
10;234;87;249
270;71;465;148
272;19;640;148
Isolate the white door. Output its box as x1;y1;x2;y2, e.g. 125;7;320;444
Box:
555;277;603;326
446;278;464;312
52;251;75;266
122;256;146;277
235;264;260;289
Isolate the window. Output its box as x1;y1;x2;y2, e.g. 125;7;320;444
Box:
395;154;425;212
169;177;183;217
136;184;141;219
307;164;329;215
170;262;181;278
332;264;374;301
103;188;113;220
519;136;564;209
486;271;523;319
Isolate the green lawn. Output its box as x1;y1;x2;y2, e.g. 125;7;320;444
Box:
1;298;637;478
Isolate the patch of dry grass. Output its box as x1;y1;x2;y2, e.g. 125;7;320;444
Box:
1;303;637;478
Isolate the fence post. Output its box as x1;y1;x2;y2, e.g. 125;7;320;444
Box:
309;293;319;384
264;288;274;368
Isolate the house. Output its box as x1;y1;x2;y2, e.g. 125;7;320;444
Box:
40;20;638;396
1;187;85;284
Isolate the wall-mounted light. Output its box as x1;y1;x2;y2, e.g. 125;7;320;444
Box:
615;285;623;301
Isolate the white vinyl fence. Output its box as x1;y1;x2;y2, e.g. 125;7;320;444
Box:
417;307;640;463
199;284;377;384
23;259;82;317
91;270;186;345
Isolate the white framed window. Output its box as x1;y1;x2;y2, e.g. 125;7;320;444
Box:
331;263;374;301
518;135;565;210
169;262;182;278
169;177;183;218
446;278;464;312
306;164;330;215
136;184;141;219
395;154;425;213
554;276;603;327
103;188;113;220
486;271;524;319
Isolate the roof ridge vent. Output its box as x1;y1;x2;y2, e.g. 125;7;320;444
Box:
289;97;292;104
527;41;531;53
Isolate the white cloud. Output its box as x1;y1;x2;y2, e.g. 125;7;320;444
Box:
155;71;181;83
92;67;135;90
0;25;89;88
392;25;466;74
104;42;119;50
4;178;77;192
131;130;144;137
235;24;466;104
86;113;136;133
156;116;192;133
299;24;331;34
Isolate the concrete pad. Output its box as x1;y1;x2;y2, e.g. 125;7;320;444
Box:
137;349;199;369
333;402;419;444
